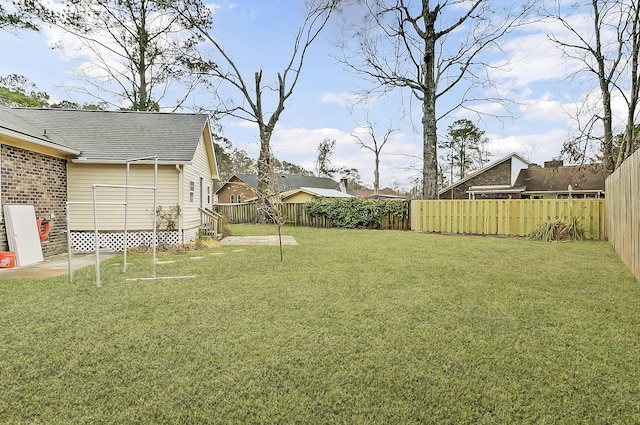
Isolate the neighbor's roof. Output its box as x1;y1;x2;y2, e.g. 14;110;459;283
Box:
6;108;209;163
514;164;611;192
227;173;340;192
353;187;404;199
438;152;530;196
285;187;353;199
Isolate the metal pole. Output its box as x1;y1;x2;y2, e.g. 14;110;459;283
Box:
66;202;72;284
93;184;101;288
123;161;130;272
152;156;157;278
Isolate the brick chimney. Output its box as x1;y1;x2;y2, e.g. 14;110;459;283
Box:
339;178;348;193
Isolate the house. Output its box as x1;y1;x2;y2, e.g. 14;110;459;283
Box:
439;152;530;199
1;107;219;254
280;187;353;203
353;187;406;199
514;161;610;199
215;173;343;204
439;152;610;200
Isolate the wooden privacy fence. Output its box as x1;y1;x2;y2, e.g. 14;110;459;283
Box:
606;151;640;281
215;203;258;224
215;202;411;230
411;199;606;240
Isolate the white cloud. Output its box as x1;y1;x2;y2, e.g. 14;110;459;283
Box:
320;91;361;106
486;128;570;165
269;125;422;189
520;92;573;123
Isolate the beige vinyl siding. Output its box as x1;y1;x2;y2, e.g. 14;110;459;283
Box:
67;163;179;231
182;137;214;230
283;192;315;203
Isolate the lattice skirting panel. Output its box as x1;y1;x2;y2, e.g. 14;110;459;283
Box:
183;228;199;244
70;231;181;252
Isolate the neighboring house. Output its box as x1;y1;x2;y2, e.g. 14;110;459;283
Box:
215;173;342;203
439;152;530;199
439;153;610;200
1;107;219;254
280;187;353;203
514;162;610;199
353;187;406;199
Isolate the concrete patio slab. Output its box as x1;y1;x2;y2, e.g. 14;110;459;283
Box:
219;235;298;246
0;252;119;280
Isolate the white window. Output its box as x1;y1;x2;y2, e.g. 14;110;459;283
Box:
237;194;241;203
189;181;195;203
207;186;211;204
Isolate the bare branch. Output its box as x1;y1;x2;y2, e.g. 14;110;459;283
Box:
337;0;535;198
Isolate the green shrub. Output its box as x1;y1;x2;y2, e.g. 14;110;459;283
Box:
305;198;407;229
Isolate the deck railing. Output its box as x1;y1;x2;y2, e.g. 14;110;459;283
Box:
199;207;224;239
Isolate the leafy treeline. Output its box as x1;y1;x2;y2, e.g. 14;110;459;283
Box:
0;74;106;109
305;198;408;229
213;134;312;185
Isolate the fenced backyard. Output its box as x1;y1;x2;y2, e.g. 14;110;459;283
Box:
216;199;605;239
214;175;640;278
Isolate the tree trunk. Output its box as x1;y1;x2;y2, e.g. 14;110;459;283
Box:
600;79;614;171
257;126;272;197
592;0;614;171
421;5;438;200
374;152;380;193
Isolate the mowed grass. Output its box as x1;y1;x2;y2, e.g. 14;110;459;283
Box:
1;225;639;424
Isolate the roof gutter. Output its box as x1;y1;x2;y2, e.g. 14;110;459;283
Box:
522;189;604;194
71;158;191;165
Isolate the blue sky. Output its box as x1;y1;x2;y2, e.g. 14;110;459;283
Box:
0;0;625;190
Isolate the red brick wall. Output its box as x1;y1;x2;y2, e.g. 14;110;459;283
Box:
216;177;256;203
0;144;68;257
440;160;518;200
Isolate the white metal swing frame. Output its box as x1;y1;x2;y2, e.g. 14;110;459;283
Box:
66;156;195;287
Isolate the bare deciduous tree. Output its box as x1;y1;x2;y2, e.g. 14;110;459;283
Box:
166;0;339;208
547;0;640;169
350;112;396;193
337;0;534;199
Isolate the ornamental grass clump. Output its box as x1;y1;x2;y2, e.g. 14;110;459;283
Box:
529;217;586;242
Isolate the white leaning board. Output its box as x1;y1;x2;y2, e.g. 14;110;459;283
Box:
3;205;44;266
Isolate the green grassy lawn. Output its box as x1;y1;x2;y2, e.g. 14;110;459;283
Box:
1;225;639;424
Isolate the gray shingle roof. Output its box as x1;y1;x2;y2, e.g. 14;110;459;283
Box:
4;108;209;162
514;164;611;192
0;106;80;154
